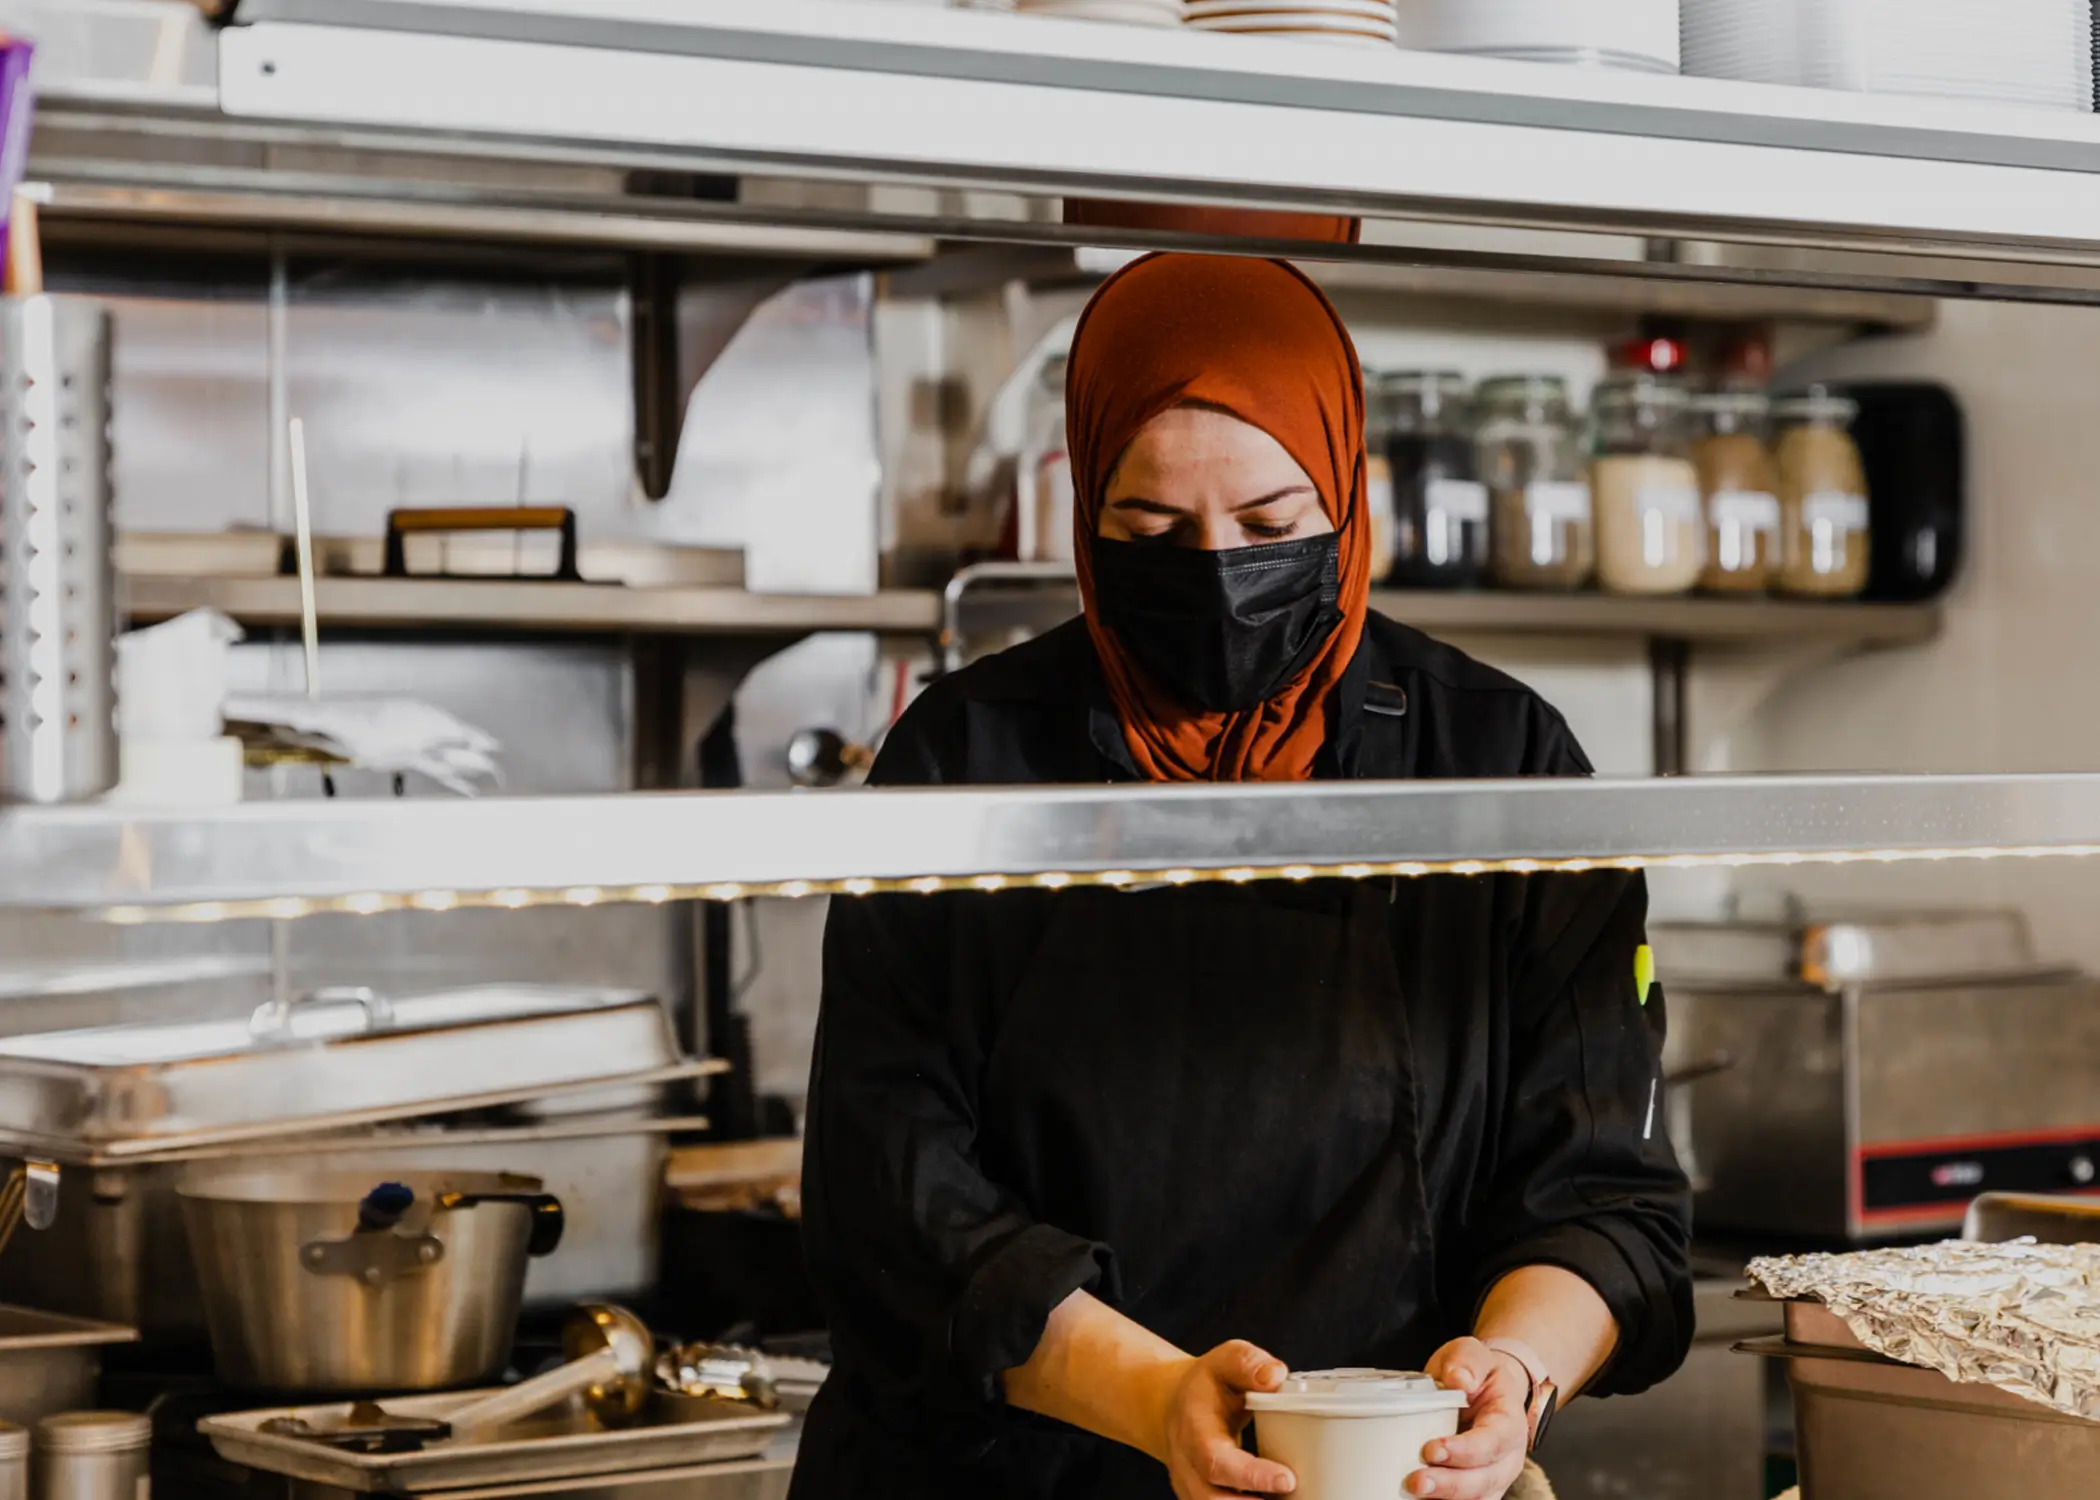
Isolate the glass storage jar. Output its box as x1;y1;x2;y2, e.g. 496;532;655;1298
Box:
1478;375;1593;591
1690;391;1781;594
1591;375;1704;596
1774;389;1871;598
1381;371;1487;588
1019;355;1074;566
1360;372;1397;583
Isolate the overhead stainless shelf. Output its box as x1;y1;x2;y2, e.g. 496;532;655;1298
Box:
890;245;1940;332
30;100;940;263
954;575;1942;649
126;570;1939;648
9;774;2100;920
126;574;944;637
211;0;2100;301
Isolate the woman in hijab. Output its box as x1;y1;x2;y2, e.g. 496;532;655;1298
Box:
795;255;1691;1500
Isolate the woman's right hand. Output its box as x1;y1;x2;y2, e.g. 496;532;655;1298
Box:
1157;1340;1297;1499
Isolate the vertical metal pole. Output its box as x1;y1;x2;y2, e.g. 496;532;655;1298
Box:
266;245;291;533
1650;635;1690;778
267;244;294;1006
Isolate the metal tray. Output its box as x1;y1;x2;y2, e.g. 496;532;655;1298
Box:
0;1304;136;1428
201;1389;790;1493
0;986;685;1157
1738;1340;2100;1500
1780;1301;1868;1352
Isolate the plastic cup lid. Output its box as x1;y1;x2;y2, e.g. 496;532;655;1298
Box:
1243;1369;1470;1417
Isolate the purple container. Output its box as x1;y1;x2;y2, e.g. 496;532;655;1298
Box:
0;37;35;287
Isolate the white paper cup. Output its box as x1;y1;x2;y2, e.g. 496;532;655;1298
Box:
1246;1370;1468;1500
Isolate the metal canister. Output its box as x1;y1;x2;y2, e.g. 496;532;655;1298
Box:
0;1420;28;1500
0;296;117;804
33;1414;147;1500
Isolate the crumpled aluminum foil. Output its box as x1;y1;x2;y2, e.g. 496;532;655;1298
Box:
1747;1239;2100;1423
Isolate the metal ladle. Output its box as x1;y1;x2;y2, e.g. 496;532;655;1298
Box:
266;1303;654;1453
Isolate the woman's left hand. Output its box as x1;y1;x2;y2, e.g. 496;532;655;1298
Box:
1408;1338;1530;1499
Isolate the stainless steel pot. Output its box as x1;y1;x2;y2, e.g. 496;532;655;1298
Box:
2;1116;679;1341
179;1169;563;1393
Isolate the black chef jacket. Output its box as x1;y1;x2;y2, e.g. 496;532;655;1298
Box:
794;612;1693;1500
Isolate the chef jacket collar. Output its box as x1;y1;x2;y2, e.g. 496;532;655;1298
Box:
1083;626;1382;783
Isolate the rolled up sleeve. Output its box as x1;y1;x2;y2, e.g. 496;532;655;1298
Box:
1467;868;1694;1397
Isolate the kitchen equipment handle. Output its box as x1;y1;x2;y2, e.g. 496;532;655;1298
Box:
383;507;580;581
249;986;395;1042
435;1189;566;1257
1663;1052;1735;1089
444;1343;623;1442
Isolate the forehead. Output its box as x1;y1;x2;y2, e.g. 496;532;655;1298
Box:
1107;406;1312;495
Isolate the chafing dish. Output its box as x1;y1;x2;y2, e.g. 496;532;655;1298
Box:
1739;1338;2099;1500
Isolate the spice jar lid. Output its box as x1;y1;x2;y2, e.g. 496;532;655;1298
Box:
0;1421;27;1461
1475;374;1570;423
36;1412;150;1455
1244;1369;1469;1418
1772;387;1859;425
1690;390;1771;418
1593;373;1689;413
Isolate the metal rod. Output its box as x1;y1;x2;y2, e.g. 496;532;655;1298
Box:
1649;635;1690;777
287;415;321;701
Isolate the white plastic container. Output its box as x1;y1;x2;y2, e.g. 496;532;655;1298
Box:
1245;1370;1468;1500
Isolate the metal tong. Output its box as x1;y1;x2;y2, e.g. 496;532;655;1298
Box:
0;1159;59;1257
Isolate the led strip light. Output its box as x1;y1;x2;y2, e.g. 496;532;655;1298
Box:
89;842;2100;926
2;773;2098;925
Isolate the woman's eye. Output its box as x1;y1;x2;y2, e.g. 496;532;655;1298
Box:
1245;520;1299;541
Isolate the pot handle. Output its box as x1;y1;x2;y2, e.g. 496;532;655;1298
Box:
435;1189;566;1257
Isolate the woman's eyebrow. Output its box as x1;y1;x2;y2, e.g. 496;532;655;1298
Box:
1231;485;1316;513
1106;496;1185;515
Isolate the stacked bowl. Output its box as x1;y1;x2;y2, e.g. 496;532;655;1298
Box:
1681;0;2092;110
1014;0;1183;25
1185;0;1399;49
1391;0;1679;73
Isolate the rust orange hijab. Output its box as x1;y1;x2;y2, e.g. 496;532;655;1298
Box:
1069;254;1371;783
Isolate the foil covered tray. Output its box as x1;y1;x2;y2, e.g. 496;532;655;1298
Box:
1747;1239;2100;1421
200;1389;789;1493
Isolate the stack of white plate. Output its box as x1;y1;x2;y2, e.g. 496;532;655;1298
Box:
1015;0;1182;25
1682;0;2092;111
1186;0;1399;50
1392;0;1679;73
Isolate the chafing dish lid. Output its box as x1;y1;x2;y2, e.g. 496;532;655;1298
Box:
0;984;647;1065
0;985;680;1156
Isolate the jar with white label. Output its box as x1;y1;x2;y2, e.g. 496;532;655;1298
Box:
1360;373;1398;583
1019;356;1075;566
1690;391;1781;593
1774;389;1871;598
1478;375;1593;591
1592;375;1704;596
1380;372;1487;588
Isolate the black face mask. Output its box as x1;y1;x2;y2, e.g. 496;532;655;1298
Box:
1090;532;1344;714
